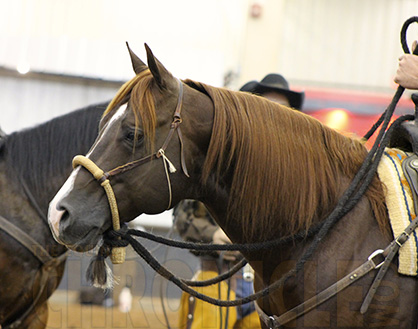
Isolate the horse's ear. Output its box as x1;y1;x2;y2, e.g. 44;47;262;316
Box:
144;43;176;90
0;127;6;152
126;42;147;75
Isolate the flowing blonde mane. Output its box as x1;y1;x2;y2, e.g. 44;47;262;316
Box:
186;80;388;240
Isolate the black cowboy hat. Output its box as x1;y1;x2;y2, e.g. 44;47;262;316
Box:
240;73;304;110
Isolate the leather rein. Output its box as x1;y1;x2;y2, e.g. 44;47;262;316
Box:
255;215;418;328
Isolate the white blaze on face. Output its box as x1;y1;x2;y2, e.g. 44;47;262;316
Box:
47;104;128;241
86;104;128;157
48;167;80;241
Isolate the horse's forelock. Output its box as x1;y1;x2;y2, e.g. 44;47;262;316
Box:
104;70;157;152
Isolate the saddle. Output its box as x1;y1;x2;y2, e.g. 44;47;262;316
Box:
389;93;418;211
389;93;418;154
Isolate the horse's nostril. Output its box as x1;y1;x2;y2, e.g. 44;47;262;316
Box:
59;208;70;225
56;202;70;219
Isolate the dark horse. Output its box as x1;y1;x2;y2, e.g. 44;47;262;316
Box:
0;103;105;328
48;45;418;328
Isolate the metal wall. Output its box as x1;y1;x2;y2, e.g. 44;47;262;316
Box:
0;0;248;80
239;0;418;93
0;0;248;132
277;0;418;90
0;73;119;133
2;0;418;133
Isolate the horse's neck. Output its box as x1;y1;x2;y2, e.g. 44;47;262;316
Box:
0;161;65;254
0;107;101;255
4;105;102;215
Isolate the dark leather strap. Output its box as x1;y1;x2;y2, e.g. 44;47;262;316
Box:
0;214;52;264
360;242;399;314
0;214;68;329
256;212;418;328
106;154;156;178
177;127;190;177
18;175;47;220
360;153;418;313
4;266;49;329
361;213;418;313
255;251;384;328
4;251;67;329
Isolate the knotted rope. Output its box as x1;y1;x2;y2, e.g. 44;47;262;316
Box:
73;155;126;265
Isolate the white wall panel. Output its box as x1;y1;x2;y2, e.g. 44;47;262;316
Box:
275;0;418;90
2;0;418;134
0;75;118;133
0;0;249;133
0;0;248;84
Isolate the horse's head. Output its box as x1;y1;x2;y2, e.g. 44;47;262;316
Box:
48;44;214;251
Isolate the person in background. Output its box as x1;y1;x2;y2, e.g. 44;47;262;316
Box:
394;40;418;89
239;73;304;109
174;74;304;329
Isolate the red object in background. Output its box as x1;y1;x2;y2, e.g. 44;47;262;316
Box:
250;3;262;18
308;108;398;149
298;86;414;149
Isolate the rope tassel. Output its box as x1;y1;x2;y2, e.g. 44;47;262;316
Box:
86;245;117;289
158;149;177;173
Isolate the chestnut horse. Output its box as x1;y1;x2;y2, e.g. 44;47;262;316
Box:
0;103;104;329
48;45;418;328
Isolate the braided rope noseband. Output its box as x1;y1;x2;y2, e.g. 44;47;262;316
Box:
71;79;188;264
72;155;126;264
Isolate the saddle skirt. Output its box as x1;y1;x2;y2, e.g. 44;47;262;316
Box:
377;148;418;276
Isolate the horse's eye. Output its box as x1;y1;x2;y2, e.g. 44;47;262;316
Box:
125;131;135;142
125;129;143;144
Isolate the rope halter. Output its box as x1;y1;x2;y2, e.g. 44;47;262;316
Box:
71;78;189;265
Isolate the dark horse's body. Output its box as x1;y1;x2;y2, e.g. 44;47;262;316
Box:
0;103;104;328
48;46;418;328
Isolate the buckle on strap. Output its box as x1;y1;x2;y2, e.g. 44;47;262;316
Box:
395;231;409;247
268;316;278;329
368;249;385;269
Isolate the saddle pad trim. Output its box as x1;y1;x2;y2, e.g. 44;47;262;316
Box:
377;149;418;276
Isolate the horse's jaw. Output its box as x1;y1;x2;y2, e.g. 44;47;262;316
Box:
48;174;111;251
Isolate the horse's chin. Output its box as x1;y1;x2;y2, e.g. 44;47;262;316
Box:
60;228;102;252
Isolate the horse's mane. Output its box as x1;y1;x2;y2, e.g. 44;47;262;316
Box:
104;72;388;240
185;80;388;240
4;103;105;204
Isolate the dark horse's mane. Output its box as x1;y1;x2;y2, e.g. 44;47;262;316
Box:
3;102;107;204
103;70;388;240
